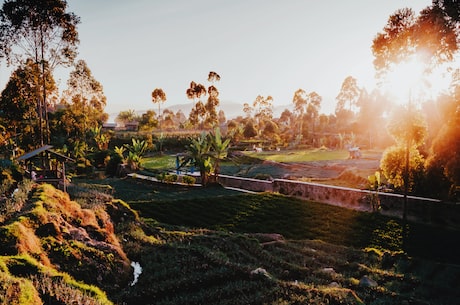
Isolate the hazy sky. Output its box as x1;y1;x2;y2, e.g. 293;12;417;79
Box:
3;0;432;117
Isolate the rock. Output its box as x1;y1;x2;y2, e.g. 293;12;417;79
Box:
359;275;378;287
329;281;340;288
322;267;335;273
250;267;271;279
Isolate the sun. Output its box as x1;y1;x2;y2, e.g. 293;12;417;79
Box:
379;54;451;106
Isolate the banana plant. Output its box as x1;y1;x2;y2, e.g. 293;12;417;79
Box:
124;138;149;170
208;127;230;180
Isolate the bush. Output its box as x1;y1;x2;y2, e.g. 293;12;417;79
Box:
91;150;111;169
164;174;178;183
105;152;123;177
182;175;196;185
156;172;166;182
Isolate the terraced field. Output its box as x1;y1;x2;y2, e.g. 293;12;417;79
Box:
76;178;460;305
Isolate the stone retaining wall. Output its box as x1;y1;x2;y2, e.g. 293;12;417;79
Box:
217;175;460;229
218;174;273;192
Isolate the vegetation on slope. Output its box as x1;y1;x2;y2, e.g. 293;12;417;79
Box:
0;182;130;304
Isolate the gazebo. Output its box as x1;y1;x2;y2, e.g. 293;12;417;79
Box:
17;145;75;192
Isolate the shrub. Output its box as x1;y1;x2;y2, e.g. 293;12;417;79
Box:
156;172;166;182
182;175;196;185
91;150;111;169
164;174;178;183
105;152;123;177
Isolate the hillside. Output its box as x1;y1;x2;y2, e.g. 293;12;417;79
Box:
1;180;459;304
0;182;130;304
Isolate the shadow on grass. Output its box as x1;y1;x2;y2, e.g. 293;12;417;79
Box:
77;177;460;264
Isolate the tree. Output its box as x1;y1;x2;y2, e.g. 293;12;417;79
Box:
372;4;458;76
425;72;460;199
335;76;361;125
0;58;57;150
305;91;322;145
186;81;207;128
0;0;80;145
292;89;307;136
371;2;460;227
186;72;222;130
380;105;427;222
151;88;166;130
253;95;273;132
381;145;425;191
356;89;389;149
205;84;220;128
61;59;108;143
292;89;322;145
243;119;258;139
138;110;157;131
243;103;253;118
116;110;138;127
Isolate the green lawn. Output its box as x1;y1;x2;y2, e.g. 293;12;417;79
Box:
141;154;176;171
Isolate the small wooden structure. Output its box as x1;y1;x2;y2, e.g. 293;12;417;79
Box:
17;145;75;192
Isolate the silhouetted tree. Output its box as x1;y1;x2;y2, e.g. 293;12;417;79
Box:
372;4;458;76
335;76;360;129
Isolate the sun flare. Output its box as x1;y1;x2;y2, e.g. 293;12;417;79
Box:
380;55;451;106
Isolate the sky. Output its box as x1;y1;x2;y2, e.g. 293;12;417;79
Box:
2;0;433;119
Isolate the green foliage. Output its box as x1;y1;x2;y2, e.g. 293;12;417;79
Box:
124;138;149;170
186;132;212;185
369;220;405;252
105;151;123;177
166;174;178;183
0;255;114;305
208;127;231;178
380;145;425;192
182;175;196;185
387;106;427;147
